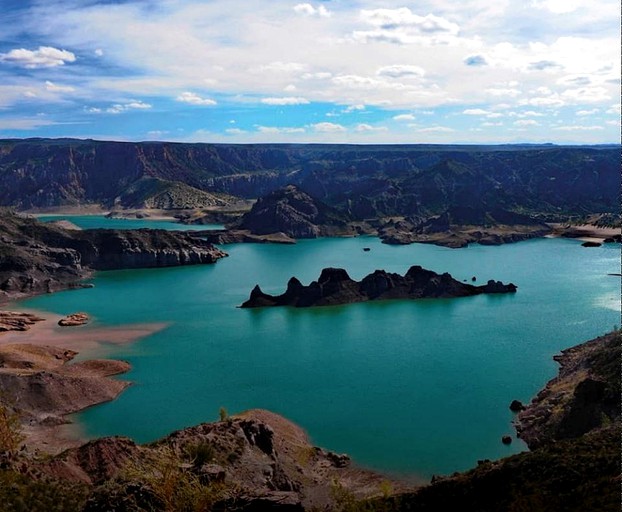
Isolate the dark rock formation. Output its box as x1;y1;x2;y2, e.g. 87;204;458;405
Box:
509;400;525;412
501;436;512;445
515;331;621;449
241;266;516;308
0;210;227;301
237;185;354;238
581;241;602;247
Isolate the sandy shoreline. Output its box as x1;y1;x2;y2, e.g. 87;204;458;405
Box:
0;306;170;454
21;206;182;222
0;307;169;353
547;223;620;243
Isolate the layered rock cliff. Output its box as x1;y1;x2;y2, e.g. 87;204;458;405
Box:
0;211;226;301
241;266;516;308
0;139;617;221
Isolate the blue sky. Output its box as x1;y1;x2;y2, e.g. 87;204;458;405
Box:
0;0;619;143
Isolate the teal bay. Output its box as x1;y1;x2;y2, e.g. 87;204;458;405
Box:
21;217;619;479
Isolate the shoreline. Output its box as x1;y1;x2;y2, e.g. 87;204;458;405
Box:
547;223;620;244
0;304;170;454
21;206;187;222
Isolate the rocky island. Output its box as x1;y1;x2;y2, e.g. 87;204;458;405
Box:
241;266;516;308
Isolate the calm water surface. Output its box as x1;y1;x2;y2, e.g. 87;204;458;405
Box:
20;234;620;478
36;214;223;231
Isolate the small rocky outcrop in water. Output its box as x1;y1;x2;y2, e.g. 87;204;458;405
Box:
58;312;89;326
241;266;517;308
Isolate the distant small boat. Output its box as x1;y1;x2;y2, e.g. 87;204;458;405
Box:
363;247;371;252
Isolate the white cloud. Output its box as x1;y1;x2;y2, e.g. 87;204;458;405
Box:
353;8;460;45
301;72;332;80
417;126;455;133
260;61;307;73
261;96;310;105
376;65;425;78
355;123;387;132
554;125;604;131
606;103;621;114
293;3;331;18
176;92;217;106
576;109;599;116
393;114;416;121
95;49;104;57
462;109;505;119
225;128;246;135
360;8;459;34
0;46;75;68
256;125;305;133
532;0;582;14
45;81;75;93
562;87;610;103
105;100;152;114
312;122;346;132
463;108;490;116
514;119;540;126
485;87;522;98
343;104;365;113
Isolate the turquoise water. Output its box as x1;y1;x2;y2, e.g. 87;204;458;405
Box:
36;214;223;231
19;235;620;479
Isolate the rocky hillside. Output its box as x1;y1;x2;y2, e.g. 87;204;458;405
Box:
516;331;621;449
0;210;226;301
113;177;230;209
0;139;617;219
236;185;355;238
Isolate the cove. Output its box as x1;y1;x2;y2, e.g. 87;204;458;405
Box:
36;214;223;231
19;234;620;479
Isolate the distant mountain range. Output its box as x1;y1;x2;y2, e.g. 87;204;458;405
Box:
0;138;617;218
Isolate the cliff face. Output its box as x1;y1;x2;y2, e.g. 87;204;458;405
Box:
241;266;516;308
0;139;617;219
0;211;227;301
516;331;621;449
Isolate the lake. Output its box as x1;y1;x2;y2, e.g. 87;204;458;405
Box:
36;214;223;231
18;230;620;479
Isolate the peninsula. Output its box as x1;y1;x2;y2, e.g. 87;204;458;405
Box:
241;266;516;308
0;210;227;302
